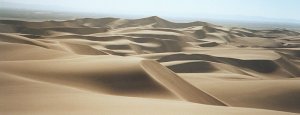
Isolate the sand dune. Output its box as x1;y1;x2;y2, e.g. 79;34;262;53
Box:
0;56;179;99
2;72;298;115
1;16;300;114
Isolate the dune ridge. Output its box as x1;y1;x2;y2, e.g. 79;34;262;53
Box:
140;60;227;105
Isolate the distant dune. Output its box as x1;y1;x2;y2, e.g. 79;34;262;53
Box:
1;16;300;115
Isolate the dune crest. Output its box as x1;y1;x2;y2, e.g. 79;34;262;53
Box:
140;60;227;105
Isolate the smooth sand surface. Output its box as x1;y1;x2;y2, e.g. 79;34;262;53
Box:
1;16;300;114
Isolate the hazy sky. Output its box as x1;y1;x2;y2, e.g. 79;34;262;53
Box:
1;0;300;21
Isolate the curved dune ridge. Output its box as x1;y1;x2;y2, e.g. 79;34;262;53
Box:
1;16;300;114
140;60;227;105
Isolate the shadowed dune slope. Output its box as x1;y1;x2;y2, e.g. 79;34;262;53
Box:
0;56;178;99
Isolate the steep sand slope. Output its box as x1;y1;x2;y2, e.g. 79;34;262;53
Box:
140;60;226;105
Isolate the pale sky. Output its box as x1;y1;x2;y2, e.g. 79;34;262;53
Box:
1;0;300;22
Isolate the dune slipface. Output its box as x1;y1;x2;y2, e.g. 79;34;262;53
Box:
0;16;300;115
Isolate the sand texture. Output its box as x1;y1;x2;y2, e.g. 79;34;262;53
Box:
1;16;300;115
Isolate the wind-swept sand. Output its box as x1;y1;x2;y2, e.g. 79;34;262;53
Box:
1;16;300;114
